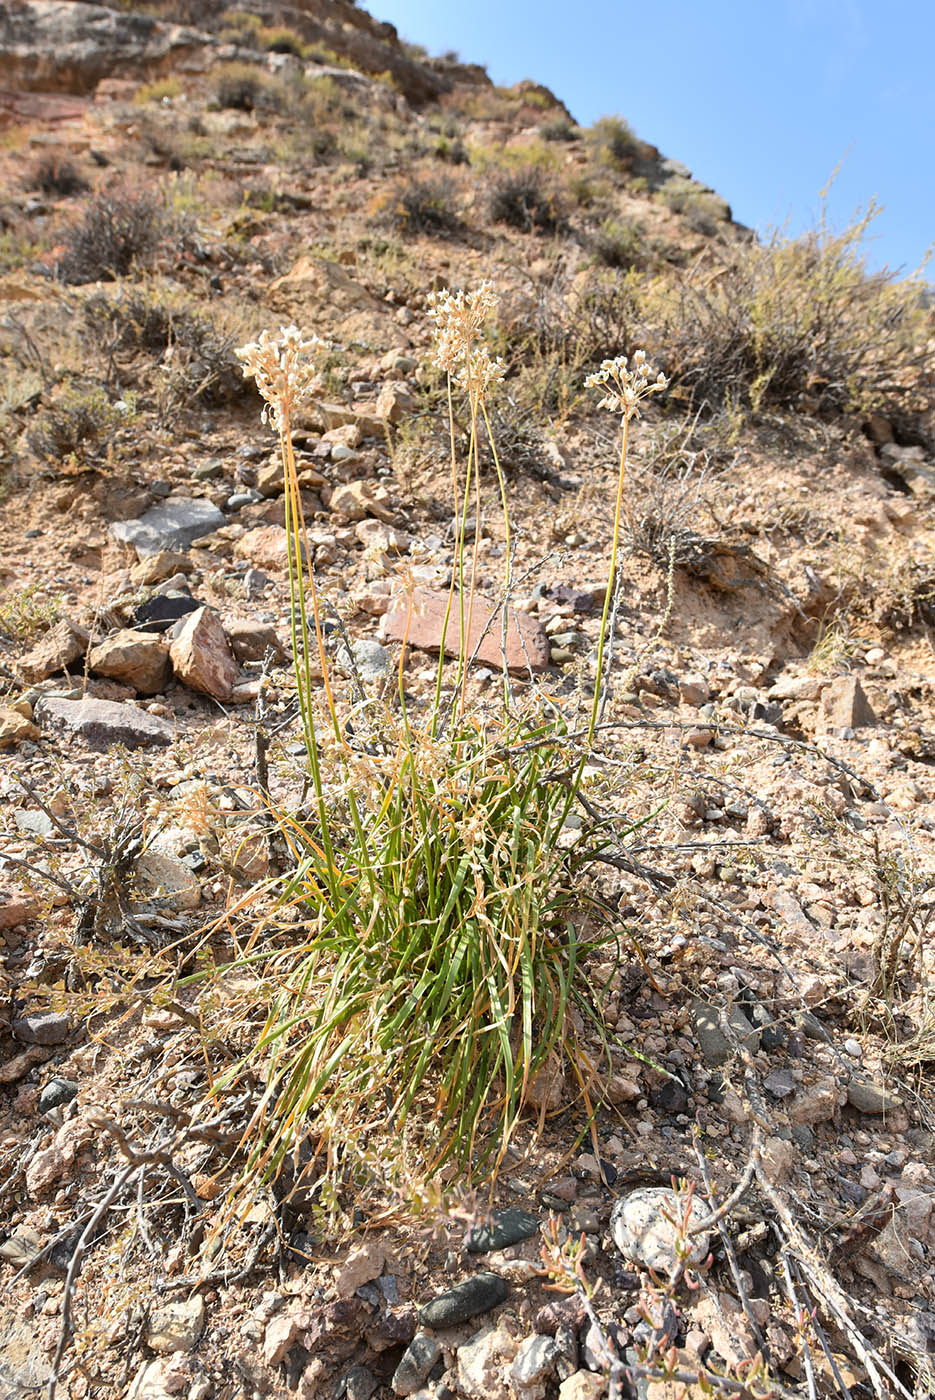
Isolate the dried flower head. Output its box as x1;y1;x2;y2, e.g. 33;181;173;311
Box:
585;349;667;421
427;283;505;394
235;325;324;429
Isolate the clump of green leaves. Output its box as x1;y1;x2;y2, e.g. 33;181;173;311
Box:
216;293;656;1210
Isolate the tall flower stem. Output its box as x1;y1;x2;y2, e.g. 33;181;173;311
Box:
587;412;630;749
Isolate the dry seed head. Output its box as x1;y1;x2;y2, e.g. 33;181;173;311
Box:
235;325;325;429
427;282;505;393
585;349;667;421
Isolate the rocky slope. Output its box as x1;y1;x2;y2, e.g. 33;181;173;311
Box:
0;5;933;1400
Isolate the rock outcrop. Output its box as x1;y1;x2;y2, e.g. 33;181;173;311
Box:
0;2;214;94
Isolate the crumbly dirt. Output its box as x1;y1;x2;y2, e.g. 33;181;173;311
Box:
1;9;934;1400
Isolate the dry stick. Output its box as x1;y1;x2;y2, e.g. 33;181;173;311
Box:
691;1133;767;1357
160;1220;278;1293
789;1254;856;1400
48;1151;162;1400
253;647;276;803
778;1243;818;1400
756;1168;914;1400
0;847;81;897
577;1275;776;1400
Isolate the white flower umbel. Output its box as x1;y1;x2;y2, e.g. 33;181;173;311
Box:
425;282;509;719
235;325;341;773
235;326;324;430
427;283;505;394
584;350;667;423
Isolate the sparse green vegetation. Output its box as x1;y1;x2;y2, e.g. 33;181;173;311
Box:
213;62;269;112
0;582;63;639
260;25;305;56
26;385;133;463
588;113;640;168
540;117;579;142
487;167;563;234
133;76;183;104
375;176;461;235
592;218;646;270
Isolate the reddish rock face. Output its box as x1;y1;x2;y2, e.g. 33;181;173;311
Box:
381;587;550;673
234;525;309;571
169;607;240;701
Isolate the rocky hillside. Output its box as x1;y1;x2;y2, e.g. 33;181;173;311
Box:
0;5;933;1400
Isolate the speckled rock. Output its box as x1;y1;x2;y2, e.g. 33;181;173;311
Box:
847;1079;903;1115
391;1333;439;1396
610;1187;711;1273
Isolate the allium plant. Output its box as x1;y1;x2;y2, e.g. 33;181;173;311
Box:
210;300;664;1217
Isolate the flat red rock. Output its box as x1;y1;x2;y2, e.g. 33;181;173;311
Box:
382;587;550;673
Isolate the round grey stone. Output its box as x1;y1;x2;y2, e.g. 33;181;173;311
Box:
465;1208;539;1254
38;1078;79;1114
418;1273;508;1329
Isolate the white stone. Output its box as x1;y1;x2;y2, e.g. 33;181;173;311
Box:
610;1186;710;1273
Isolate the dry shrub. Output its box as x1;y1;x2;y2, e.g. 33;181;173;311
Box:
28;156;88;198
214;63;269;111
587;114;640;169
592;219;646;270
58;192;165;285
82;291;250;406
487;167;564;234
650;203;932;421
27;386;130;462
376;177;461;236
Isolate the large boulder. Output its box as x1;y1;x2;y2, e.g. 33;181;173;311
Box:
17;618;88;683
35;696;173;749
0;2;214;94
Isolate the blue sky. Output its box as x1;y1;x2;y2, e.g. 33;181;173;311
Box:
374;0;933;279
